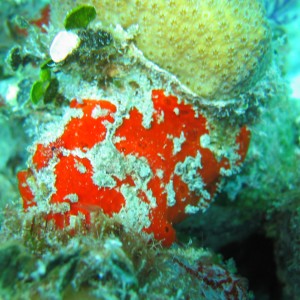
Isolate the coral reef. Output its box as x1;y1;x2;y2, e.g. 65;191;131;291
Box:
1;0;300;299
63;0;272;100
0;116;28;223
177;2;300;298
0;210;250;299
268;210;300;299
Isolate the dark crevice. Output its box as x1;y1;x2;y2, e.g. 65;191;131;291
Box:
219;233;282;300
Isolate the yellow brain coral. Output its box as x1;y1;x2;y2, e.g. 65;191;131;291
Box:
90;0;271;100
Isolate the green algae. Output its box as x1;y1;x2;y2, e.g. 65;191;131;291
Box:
64;5;96;30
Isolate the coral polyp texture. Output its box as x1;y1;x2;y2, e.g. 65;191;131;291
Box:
18;90;250;246
87;0;271;100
